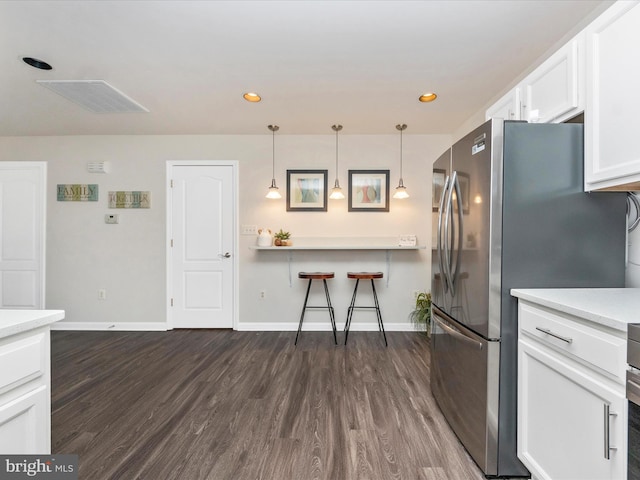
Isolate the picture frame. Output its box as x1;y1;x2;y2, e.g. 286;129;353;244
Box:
286;169;328;211
454;171;470;215
348;170;390;212
432;169;446;212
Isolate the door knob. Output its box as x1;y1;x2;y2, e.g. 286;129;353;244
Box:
219;252;231;258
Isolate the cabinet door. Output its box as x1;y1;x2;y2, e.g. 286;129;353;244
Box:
518;339;626;480
485;87;521;121
521;37;582;124
585;1;640;191
0;386;48;454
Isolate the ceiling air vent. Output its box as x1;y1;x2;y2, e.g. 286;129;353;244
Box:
36;80;149;114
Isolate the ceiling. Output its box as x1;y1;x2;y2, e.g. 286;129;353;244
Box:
0;0;612;136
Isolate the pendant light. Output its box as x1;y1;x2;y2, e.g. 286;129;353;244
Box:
329;124;345;200
265;124;282;199
393;123;409;199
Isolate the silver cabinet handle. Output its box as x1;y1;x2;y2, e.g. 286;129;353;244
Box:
218;252;231;258
535;327;573;344
604;404;617;460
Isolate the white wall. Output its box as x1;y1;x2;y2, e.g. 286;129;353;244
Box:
0;133;450;330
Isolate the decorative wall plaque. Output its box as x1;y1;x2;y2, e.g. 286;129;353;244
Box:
57;184;99;201
108;191;151;209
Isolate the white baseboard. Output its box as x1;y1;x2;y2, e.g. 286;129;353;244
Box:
52;321;420;333
52;322;168;331
236;321;417;332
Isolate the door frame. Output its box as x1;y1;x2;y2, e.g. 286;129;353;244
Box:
166;160;239;330
0;161;47;309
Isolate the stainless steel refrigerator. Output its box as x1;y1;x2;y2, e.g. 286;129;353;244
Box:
430;119;627;478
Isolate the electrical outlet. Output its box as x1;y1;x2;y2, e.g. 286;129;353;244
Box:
259;290;266;300
98;289;107;300
241;225;258;235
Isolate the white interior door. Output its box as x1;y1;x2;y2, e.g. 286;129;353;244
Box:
168;162;236;328
0;162;46;309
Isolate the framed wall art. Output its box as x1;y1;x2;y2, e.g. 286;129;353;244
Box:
286;170;328;211
348;170;389;212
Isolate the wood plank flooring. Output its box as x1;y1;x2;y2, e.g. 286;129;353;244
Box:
51;330;485;480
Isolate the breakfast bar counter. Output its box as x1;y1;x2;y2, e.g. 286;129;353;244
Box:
250;236;426;286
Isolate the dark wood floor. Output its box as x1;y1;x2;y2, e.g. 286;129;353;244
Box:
51;330;485;480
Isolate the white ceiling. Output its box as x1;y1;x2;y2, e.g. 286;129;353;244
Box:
0;0;612;136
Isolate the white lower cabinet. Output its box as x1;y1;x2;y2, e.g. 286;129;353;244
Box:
518;301;627;480
0;386;48;454
0;326;51;454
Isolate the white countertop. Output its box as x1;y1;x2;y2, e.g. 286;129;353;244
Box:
0;310;65;339
250;245;425;250
511;288;640;332
249;235;426;251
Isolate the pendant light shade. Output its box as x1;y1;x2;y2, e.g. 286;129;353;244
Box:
266;125;282;199
329;124;345;200
393;123;409;199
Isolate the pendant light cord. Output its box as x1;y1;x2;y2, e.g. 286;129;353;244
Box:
396;124;407;183
331;124;343;187
399;127;403;180
268;124;279;180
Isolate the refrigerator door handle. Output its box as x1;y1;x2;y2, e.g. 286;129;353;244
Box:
438;175;451;293
451;172;464;293
433;314;483;350
444;171;457;295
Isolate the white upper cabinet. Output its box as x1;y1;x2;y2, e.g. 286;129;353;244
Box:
584;1;640;191
485;87;521;121
486;35;584;124
521;37;583;123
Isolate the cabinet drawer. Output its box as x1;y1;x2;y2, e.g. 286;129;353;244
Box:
0;331;46;394
519;302;625;383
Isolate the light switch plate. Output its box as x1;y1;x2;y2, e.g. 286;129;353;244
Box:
241;225;258;235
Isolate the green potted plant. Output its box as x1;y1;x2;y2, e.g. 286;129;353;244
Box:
409;291;432;336
273;229;292;246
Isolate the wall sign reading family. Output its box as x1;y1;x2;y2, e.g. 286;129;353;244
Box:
108;191;151;209
57;184;98;201
286;170;328;211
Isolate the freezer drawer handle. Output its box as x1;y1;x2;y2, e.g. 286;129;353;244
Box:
604;404;617;460
627;371;640;405
535;327;573;344
434;316;483;350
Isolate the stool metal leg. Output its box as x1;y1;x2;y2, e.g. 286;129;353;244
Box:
371;279;387;347
295;278;313;345
323;279;338;345
344;279;359;345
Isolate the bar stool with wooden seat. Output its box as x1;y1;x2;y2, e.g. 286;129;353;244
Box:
295;272;338;346
344;272;387;347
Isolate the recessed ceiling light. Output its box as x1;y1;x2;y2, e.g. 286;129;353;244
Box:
243;92;261;102
419;92;437;103
23;57;52;70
